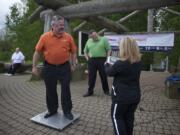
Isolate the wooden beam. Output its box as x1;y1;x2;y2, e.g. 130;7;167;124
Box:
54;0;180;19
88;16;129;34
40;8;129;33
73;15;131;33
117;10;141;23
73;4;138;33
33;0;129;32
98;10;141;34
73;21;87;32
74;11;141;33
124;31;180;36
28;6;46;23
29;0;71;22
162;8;180;16
31;0;180;33
35;0;70;9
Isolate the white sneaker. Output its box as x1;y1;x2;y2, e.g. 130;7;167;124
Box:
4;73;12;76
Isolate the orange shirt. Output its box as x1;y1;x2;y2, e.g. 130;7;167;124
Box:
35;31;77;65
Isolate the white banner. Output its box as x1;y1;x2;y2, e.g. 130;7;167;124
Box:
105;33;174;51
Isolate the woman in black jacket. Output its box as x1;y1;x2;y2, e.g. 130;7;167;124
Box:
105;37;142;135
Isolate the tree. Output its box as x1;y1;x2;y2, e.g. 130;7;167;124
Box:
6;3;22;30
155;6;180;71
4;0;43;61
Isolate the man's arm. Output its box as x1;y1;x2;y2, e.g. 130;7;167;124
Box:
84;52;89;61
103;37;111;57
20;52;25;64
71;52;77;65
70;52;77;71
84;41;89;61
107;50;111;57
32;51;41;76
11;53;15;64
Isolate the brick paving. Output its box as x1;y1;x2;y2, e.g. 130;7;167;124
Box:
0;71;179;135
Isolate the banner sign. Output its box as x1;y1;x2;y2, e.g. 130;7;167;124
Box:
105;33;174;52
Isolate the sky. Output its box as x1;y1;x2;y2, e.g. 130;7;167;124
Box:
0;0;22;29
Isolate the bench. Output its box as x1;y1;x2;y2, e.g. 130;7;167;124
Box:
3;63;32;73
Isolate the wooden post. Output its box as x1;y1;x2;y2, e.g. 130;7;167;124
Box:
40;9;70;33
147;9;154;71
165;56;169;72
40;9;55;33
147;9;154;32
64;19;71;33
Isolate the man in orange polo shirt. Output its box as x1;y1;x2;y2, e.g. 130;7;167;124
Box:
32;15;77;120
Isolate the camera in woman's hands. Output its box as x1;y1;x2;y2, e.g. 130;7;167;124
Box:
106;56;120;65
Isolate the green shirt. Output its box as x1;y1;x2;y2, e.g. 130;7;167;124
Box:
84;36;111;58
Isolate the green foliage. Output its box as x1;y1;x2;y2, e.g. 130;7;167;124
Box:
2;0;43;61
169;37;180;66
157;6;180;68
5;4;22;29
105;11;147;32
0;40;13;61
122;11;147;32
153;52;166;64
141;52;154;71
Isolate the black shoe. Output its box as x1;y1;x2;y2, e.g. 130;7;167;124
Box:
83;92;93;97
64;112;74;120
44;111;57;118
104;91;111;96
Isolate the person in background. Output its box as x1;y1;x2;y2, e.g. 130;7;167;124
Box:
32;15;77;120
6;47;25;76
83;30;111;97
105;37;142;135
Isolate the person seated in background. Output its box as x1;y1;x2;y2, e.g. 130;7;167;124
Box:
6;47;25;76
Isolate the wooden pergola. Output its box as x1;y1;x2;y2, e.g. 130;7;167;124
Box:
29;0;180;34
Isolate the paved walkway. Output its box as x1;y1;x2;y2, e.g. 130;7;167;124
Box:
0;71;179;135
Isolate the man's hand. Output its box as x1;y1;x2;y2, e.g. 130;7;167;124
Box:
86;57;89;61
32;66;39;77
32;51;41;76
71;58;78;71
84;53;89;61
71;65;75;71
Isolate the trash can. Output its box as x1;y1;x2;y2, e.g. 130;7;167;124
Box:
165;74;180;99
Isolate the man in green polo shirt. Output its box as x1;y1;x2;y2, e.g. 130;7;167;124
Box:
83;30;111;97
